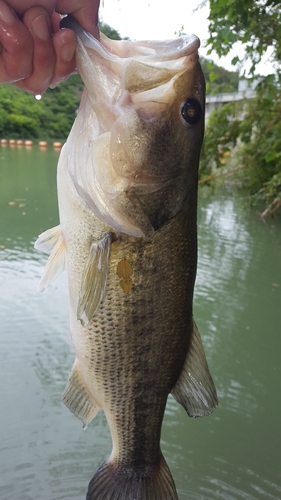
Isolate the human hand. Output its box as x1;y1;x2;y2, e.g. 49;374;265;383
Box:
0;0;100;94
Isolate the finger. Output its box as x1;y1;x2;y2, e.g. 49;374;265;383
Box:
57;0;100;37
0;0;33;82
15;6;56;95
50;10;61;34
0;1;57;18
49;27;77;88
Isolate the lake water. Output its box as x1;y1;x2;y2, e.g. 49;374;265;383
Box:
0;144;281;500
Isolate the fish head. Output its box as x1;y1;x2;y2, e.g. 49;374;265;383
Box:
63;17;205;237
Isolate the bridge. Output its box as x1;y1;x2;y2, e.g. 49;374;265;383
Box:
205;79;258;119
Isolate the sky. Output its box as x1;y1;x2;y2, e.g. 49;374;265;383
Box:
99;0;274;76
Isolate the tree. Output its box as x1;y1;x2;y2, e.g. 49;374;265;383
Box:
207;0;281;73
99;20;122;40
0;79;82;140
201;0;281;215
200;57;239;95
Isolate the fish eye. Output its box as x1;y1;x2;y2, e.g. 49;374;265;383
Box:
180;98;202;126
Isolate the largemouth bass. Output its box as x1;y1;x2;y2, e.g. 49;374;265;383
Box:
35;17;218;500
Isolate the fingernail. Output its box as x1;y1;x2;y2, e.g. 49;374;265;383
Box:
31;14;50;41
60;39;76;62
0;2;16;24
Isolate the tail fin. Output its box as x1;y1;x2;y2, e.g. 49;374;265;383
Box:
86;454;178;500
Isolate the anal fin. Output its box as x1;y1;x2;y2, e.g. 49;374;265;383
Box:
171;320;218;417
77;232;111;326
62;362;100;426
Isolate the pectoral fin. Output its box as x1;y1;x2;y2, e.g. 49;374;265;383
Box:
171;320;218;417
62;362;100;425
35;226;66;293
77;232;111;326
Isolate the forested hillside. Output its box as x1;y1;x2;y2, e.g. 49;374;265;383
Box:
200;58;238;94
0;74;83;141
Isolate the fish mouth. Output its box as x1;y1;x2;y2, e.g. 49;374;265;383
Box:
61;15;200;60
61;15;200;78
100;33;200;62
61;15;201;129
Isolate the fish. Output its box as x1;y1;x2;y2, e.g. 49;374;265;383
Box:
35;16;218;500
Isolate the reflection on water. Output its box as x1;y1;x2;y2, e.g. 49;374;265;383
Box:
1;147;281;500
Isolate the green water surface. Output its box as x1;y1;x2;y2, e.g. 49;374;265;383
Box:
0;145;280;500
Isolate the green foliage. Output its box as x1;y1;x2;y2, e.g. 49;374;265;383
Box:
0;74;83;141
240;77;281;200
99;20;122;40
200;101;241;176
0;85;43;138
207;0;281;73
200;57;239;94
201;76;281;207
202;0;281;214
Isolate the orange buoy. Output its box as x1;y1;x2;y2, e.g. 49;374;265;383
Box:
16;140;24;146
9;139;16;145
1;139;8;145
39;141;48;148
53;141;63;149
25;140;34;148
